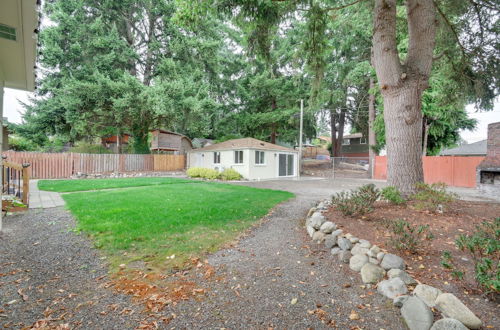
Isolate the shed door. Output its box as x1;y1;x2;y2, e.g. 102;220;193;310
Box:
278;154;294;176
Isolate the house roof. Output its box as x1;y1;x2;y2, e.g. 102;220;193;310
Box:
318;136;331;143
192;137;297;153
440;140;487;156
343;133;363;139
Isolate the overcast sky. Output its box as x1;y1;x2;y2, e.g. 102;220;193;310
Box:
3;87;499;143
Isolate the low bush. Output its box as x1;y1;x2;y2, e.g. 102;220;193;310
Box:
384;218;433;253
219;168;242;181
332;184;380;216
381;186;406;205
440;251;465;280
186;167;220;180
412;182;456;212
455;218;500;295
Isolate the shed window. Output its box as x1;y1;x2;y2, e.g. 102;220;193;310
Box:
342;139;350;145
255;151;265;164
213;152;221;164
360;138;367;144
234;150;243;164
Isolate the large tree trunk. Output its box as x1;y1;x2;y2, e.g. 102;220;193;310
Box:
368;77;377;178
422;118;430;156
372;0;436;195
330;109;336;156
334;108;346;158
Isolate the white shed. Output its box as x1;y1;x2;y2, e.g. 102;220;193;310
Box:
188;138;298;180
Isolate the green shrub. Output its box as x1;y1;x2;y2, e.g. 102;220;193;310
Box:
384;218;433;253
70;142;113;154
455;218;500;295
381;186;406;205
332;184;380;216
219;168;242;181
186;167;220;180
412;182;456;212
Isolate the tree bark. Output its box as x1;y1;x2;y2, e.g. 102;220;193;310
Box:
372;0;436;195
334;108;346;158
368;77;376;178
422;118;429;156
330;109;336;156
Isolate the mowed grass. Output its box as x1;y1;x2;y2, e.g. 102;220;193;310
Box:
38;177;194;192
61;181;293;271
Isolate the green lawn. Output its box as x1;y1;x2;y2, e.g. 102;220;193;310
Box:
38;177;194;192
56;179;293;272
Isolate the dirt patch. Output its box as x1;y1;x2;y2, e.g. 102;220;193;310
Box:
325;200;500;327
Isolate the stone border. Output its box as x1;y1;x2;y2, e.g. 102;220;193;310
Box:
305;199;482;330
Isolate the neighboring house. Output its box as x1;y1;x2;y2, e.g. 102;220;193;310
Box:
192;138;214;149
188;137;299;180
150;129;193;154
101;134;130;153
440;140;487;156
340;133;369;157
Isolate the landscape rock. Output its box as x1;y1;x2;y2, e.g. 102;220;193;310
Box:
358;239;372;249
319;221;336;234
338;250;351;263
331;229;343;238
351;244;369;255
380;253;406;270
324;235;337;249
401;296;434;330
435;293;482;329
368;245;381;257
360;263;385;283
393;295;409;308
369;257;380;265
306;225;316;238
306;207;316;218
349;254;369;272
376;252;385;261
377;277;408;299
349;236;359;244
414;284;442;307
310;215;326;230
331;247;341;255
430;318;468;330
312;231;326;243
317;202;325;210
388;269;417;285
337;237;352;251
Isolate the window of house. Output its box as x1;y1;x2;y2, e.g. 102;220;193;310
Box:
255;151;265;165
234;150;243;164
213;152;221;164
342;139;350;145
360;138;367;144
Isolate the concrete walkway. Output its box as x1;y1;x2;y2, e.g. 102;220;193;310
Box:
29;180;65;209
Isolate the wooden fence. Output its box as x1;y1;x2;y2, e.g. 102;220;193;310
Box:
374;155;485;188
1;151;186;179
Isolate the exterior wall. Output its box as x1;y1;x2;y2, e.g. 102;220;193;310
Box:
180;137;193;153
188;148;298;180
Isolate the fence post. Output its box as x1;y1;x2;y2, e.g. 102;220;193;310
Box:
22;165;30;206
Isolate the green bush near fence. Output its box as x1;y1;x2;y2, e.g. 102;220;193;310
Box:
187;167;243;181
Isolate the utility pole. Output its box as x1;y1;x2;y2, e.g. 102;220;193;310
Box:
298;99;304;179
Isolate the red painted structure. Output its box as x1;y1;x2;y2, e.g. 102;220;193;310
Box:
374;156;485;188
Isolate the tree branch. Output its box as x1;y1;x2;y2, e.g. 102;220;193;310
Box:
432;0;468;58
324;0;368;12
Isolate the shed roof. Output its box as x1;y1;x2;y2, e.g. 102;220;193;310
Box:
192;137;297;153
440;140;487;156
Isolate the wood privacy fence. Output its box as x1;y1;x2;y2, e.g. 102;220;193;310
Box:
374;156;485;188
1;151;186;179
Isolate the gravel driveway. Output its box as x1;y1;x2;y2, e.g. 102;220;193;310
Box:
165;178;405;329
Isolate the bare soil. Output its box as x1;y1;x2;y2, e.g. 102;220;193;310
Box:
325;200;500;327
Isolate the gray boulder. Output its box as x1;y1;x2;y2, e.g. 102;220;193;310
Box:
376;252;385;261
380;253;406;270
393;295;409;308
306;207;316;218
388;269;417;285
358;239;372;249
401;296;434;330
351;244;369;255
360;263;385;283
309;214;326;230
414;284;442;308
337;237;352;250
306;225;316;238
368;245;381;257
435;293;482;329
331;229;343;238
349;236;359;244
312;231;326;243
338;250;351;263
369;257;380;265
349;254;369;272
324;235;337;249
319;221;336;234
331;247;341;255
430;318;468;330
377;277;408;299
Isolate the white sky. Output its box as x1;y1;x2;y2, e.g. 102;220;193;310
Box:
3;87;499;144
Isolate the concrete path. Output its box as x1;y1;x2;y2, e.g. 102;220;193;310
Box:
29;180;65;209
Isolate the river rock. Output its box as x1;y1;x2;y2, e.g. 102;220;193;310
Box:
306;225;315;238
309;214;326;230
377;277;408;299
376;252;385;261
349;254;369;272
380;253;406;270
430;318;468;330
388;269;417;285
351;244;369;255
401;296;434;330
393;295;409;308
435;293;482;329
331;229;343;238
369;257;380;265
338;250;351;263
368;245;381;257
320;221;336;234
324;235;337;249
331;247;341;255
414;284;442;308
306;207;316;218
360;263;385;283
349;236;359;244
358;239;372;249
312;231;326;243
337;237;352;250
